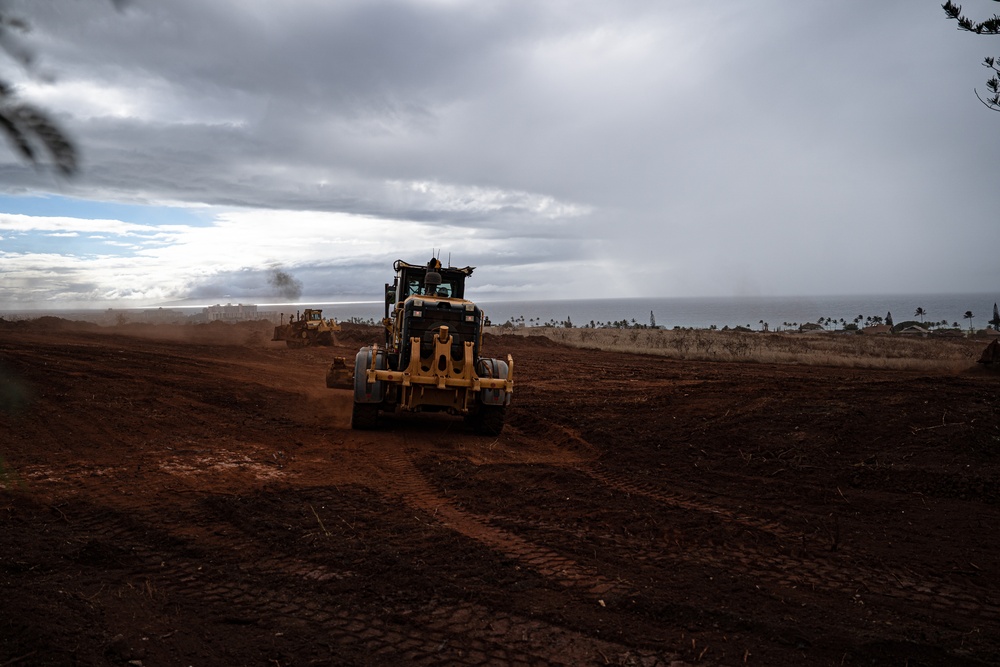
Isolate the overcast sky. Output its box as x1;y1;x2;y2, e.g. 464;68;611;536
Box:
1;0;998;309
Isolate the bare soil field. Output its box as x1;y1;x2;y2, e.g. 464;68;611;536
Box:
1;320;998;666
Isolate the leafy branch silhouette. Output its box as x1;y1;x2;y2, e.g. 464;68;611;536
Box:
0;1;126;175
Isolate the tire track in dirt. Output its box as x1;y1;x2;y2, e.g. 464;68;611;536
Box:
521;413;799;543
530;416;814;542
54;433;1000;643
513;420;1000;626
372;443;626;599
584;462;803;543
40;408;999;633
491;511;1000;627
177;567;677;667
59;497;679;666
580;472;999;624
162;561;588;666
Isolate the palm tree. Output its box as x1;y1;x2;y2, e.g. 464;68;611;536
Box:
914;307;926;323
964;310;975;331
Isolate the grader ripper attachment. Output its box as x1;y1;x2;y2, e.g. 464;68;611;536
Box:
326;258;513;434
272;309;340;348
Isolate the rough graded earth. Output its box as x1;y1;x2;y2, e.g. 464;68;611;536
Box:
1;320;998;666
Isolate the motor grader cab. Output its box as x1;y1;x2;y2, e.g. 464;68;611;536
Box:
326;258;513;434
272;308;340;348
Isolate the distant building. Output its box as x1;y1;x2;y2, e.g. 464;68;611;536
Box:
861;324;891;335
202;303;276;322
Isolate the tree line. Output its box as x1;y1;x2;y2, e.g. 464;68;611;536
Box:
497;302;1000;333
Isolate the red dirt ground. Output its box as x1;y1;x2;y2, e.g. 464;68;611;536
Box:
1;319;998;666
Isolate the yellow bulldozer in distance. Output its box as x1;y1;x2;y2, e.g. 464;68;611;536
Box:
272;308;341;348
326;258;513;435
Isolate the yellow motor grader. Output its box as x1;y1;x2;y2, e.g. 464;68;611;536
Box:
272;309;340;348
326;258;513;434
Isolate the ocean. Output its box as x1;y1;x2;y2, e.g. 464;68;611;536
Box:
312;292;999;331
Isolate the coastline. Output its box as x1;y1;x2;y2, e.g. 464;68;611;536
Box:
2;292;997;333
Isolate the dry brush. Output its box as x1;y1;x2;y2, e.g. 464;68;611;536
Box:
491;327;987;371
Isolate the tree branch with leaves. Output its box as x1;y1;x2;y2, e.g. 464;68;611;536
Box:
0;9;79;175
0;1;126;176
943;0;1000;112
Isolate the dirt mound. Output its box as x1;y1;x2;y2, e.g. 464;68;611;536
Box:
0;316;99;331
102;320;275;346
336;323;381;346
485;332;569;349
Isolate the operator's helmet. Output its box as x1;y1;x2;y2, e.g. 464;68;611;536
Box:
424;270;442;295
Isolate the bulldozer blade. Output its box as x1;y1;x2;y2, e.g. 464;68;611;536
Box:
326;357;354;389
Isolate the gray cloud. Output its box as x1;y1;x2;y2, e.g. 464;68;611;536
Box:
1;0;999;304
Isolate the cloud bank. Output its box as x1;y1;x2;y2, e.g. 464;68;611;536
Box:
1;0;998;308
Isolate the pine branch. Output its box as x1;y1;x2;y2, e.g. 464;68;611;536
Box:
943;2;1000;112
976;56;1000;111
943;1;1000;34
